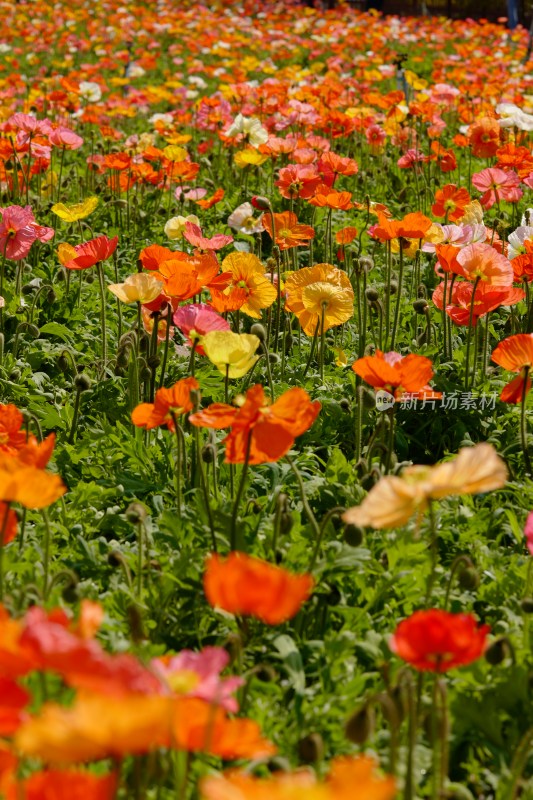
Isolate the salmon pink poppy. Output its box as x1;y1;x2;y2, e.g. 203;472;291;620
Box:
183;223;233;251
0;206;38;261
455;242;513;287
276;164;321;200
390;609;489;672
189;384;320;465
524;511;533;556
472;168;522;209
203;552;314;625
48;127;84;150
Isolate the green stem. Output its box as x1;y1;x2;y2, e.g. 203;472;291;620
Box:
520;366;532;476
286;455;321;548
390;244;404;350
424;500;438;604
137;520;144;601
41;508;53;600
96;262;108;370
229;433;252;551
158;306;172;389
68;386;82;444
309;506;345;572
464;277;480;391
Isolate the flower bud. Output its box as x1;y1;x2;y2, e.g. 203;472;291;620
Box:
255;664;277;682
201;444;216;463
365;287;379;302
485;637;511;666
250;323;267;342
358;256;374;272
340;398;350;411
344;524;363;547
251;195;271;211
298;733;324;765
387;280;398;296
28;324;40;338
345;703;375;745
9;369;21;382
457;566;480;591
125;502;148;524
521;597;533;614
74;373;91;392
280;512;293;535
413;298;429;314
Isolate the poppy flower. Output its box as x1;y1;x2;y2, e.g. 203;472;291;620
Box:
455;242;513;288
164;215;200;240
352;351;437;400
284;264;353;335
196;187;225;209
203;552;314;624
227;202;264;235
0;405;27;455
64;235;118;270
431;184;470;222
0;452;65;510
154;252;220;302
108;273;163;305
371;212;432;242
200;331;260;379
390;609;489;672
262;210;315;251
433;280;524;327
335;226;359;245
189;384;320;465
210;252;276;319
183;223;233;252
51;197;98;223
276;164;321;200
224;115;268;148
48;127;84;150
468;117;500;158
0;504;17;546
0;206;38;261
472;168;522;209
318;151;358;177
173;698;275;759
200;756;395;800
524;511;533;556
173;303;230;355
308;184;354;210
492;333;533;403
139;244;175;271
343;443;507;529
131;377;199;430
20;770;118;800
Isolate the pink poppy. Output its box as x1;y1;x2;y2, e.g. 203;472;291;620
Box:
49;127;84;150
183;222;233;251
7;113;52;138
397;149;428;169
173;302;230;354
472;168;523;209
456;242;514;288
152;646;243;712
30;223;55;243
0;205;38;260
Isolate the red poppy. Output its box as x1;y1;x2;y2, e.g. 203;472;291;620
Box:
390;609;489;672
276;164;321;200
64;236;118;270
433;281;524;327
204;552;314;625
190;384;320;465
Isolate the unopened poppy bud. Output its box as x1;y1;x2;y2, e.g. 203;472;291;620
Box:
340;398;350;411
358;256;374;272
28;324;40;338
417;284;427;298
387;280;398;296
365;287;379;302
250;323;267;342
47;288;57;304
362;388;376;409
445;783;476;800
57;354;69;373
127;603;145;644
125;502;148;524
268;352;280;365
251;195;271;211
361;466;381;490
62;575;79;604
255;664;277;682
521;597;533;613
280;512;293;535
266;257;276;270
298;733;324;764
9;369;21;382
457;566;480;591
147;355;161;370
485;637;511;666
326;585;341;606
344;523;363;547
345;703;375;744
413;298;429;314
202;444;216;463
21;284;35;296
74;373;91;391
223;633;242;664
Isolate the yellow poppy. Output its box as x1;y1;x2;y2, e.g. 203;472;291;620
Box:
285;264;354;336
234;149;269;169
219;252;277;319
51;197;99;223
202;331;260;378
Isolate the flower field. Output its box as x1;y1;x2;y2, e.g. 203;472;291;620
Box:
1;0;533;796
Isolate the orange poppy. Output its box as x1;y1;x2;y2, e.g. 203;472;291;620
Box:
189;384;320;465
209;253;276;319
372;212;432;242
200;756;395;800
203;552;314;625
433;280;524;327
432;185;471;222
173;698;276;759
318;151;358;177
352;351;437;400
335;227;358;245
154;252;221;301
20;770;118;800
0;453;65;509
492;333;533;403
456;243;513;288
139;244;174;271
0;405;27;455
510;240;533;282
132;377;199;430
196;187;225;209
308;184;354;210
468;117;500;158
262;210;315;251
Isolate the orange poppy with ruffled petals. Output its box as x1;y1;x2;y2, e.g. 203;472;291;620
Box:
352;351;437;399
189;384;320;465
204;552;313;625
132;377;199;430
262;211;315;251
492;333;533;403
